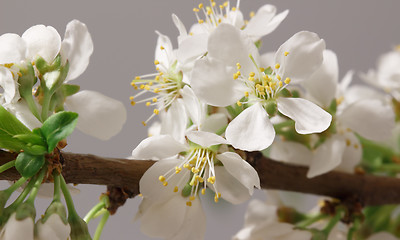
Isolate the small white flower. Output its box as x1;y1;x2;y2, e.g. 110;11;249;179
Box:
35;214;71;240
0;213;34;240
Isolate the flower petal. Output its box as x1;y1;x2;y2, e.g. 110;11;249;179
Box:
208;24;259;74
0;213;34;240
191;57;245;107
155;31;174;70
335;132;361;173
161;98;187;144
212;166;252;204
61;20;93;81
338;99;395;141
22;25;61;63
368;232;398;240
176;33;208;68
131;135;187;160
270;140;312;166
307;136;346;178
172;14;188;43
226;103;275;151
64;90;126;140
6;100;42;130
139;158;189;201
0;33;26;64
278;97;332;134
36;214;71;240
217;152;260;195
275;31;325;84
181;85;205;128
202;113;228;133
0;66;17;104
244;5;288;41
303;49;338;107
186;131;227;147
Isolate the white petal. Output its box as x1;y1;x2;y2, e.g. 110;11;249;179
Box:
244;5;288;41
186;131;227;147
61;20;93;81
367;232;399;240
0;33;26;64
161;98;187;144
191;57;245;107
1;213;34;240
208;24;259;74
212;166;252;204
226;103;275;151
64;90;126;140
181;85;205;128
270;140;312;166
202;113;228;133
131;135;187;160
303;49;338;107
22;25;61;63
139;195;187;238
278;97;332;134
176;33;208;67
0;67;16;104
172;14;187;43
335;132;361;173
338;99;395;141
260;52;275;68
307;136;346;178
224;9;245;29
167;198;205;240
36;214;71;240
243;199;278;226
275;31;325;83
155;31;174;69
139;159;189;201
5;100;42;130
217;152;260;195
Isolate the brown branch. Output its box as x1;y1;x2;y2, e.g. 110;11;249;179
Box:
1;149;400;206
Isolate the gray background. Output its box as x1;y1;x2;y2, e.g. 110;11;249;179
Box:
1;0;400;239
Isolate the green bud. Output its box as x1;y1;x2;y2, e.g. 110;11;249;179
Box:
35;55;62;75
69;213;92;240
265;99;278;116
15;202;36;221
41;201;68;225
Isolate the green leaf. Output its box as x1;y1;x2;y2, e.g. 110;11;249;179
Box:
41;111;78;152
15;152;45;178
0;105;31;152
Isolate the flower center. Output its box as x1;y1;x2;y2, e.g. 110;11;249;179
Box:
130;59;183;126
158;147;221;206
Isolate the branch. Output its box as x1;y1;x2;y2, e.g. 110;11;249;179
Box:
1;150;399;206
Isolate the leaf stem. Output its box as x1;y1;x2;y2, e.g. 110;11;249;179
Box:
60;174;78;216
26;166;47;204
0;160;16;174
84;201;106;223
93;210;110;240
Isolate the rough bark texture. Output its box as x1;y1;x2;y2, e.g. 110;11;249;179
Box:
1;149;400;206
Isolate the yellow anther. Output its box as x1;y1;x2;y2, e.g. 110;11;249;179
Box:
233;73;239;79
250;11;255;18
163;181;168;186
141;121;147;126
130;101;136;106
193;8;199;12
174;186;178;192
260;67;265;72
284;77;291;84
249;72;255;77
191;167;199;174
144;85;150;90
154;109;160;115
279;81;283;87
189;32;193;36
336;96;344;105
248;77;255;81
244;91;249;97
154;60;160;65
129;96;134;101
284;51;289;56
207;9;212;15
212;2;216;7
160;46;165;50
276;75;281;80
186;201;192;207
201;188;206;195
138;193;143;197
219;5;224;9
135;76;141;80
154;88;160;93
198;19;204;24
214;196;219;203
223;1;228;7
175;166;182;174
231;7;236;11
17;72;22;77
146;102;151;106
189;196;196;201
198;3;204;8
236;63;241;69
207;176;216;184
152;98;158;102
237;101;242;107
159;175;166;182
149;81;153;86
354;144;359;149
130;82;136;87
197;176;204;183
275;63;280;69
183;164;190;169
155;75;160;81
346;139;351;146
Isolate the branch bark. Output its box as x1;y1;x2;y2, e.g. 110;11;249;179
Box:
1;150;399;206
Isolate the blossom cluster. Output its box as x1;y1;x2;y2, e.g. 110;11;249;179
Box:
129;0;399;239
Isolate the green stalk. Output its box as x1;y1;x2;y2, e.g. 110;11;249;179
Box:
359;136;396;158
0;160;16;174
296;213;327;228
60;175;77;216
84;201;106;223
5;176;28;195
6;174;38;210
93;211;110;240
53;172;61;202
40;93;52;121
25;166;47;204
323;208;344;235
25;95;42;122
